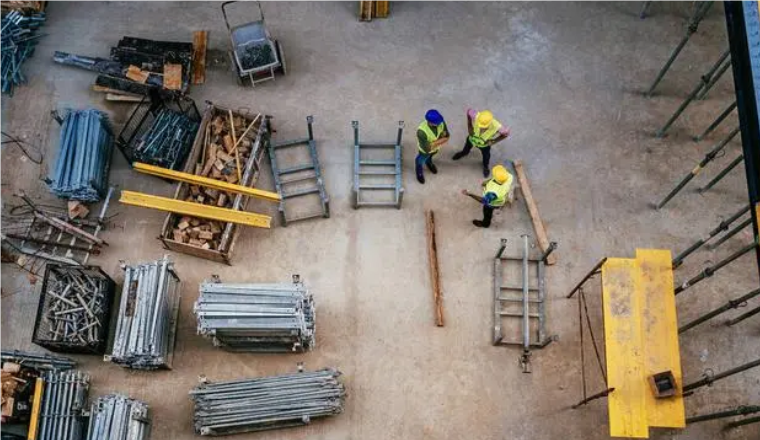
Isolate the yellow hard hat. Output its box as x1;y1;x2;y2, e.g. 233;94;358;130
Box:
476;110;494;128
492;165;509;184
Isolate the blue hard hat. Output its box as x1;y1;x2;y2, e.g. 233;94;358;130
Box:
425;109;444;125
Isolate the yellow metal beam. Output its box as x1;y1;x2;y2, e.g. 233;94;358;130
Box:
27;377;43;440
133;162;281;203
120;191;272;229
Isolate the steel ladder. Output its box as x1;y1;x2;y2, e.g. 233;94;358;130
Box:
351;120;404;209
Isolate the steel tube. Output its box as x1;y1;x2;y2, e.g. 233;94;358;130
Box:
726;302;760;326
679;288;760;333
694;100;737;141
709;217;753;250
686;405;760;424
683;358;760;393
675;241;758;295
566;258;608;298
700;154;744;192
672;204;751;267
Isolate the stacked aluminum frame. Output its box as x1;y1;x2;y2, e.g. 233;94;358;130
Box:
48;109;113;202
37;370;90;440
86;394;150;440
106;255;180;370
194;277;315;352
190;368;346;436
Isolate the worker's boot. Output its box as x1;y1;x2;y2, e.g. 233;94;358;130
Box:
482;167;489;178
472;220;488;228
427;161;438;174
452;151;466;161
416;166;425;184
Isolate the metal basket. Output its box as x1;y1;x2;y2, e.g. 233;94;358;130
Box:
32;264;115;355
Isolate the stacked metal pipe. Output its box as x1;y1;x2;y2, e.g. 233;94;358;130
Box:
37;370;90;440
86;394;151;440
190;368;346;436
0;350;75;371
33;265;113;354
1;10;46;95
107;256;180;370
133;108;199;170
49;109;113;202
194;277;315;352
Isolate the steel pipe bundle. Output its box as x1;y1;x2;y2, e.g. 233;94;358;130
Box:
190;368;346;436
0;349;75;371
86;394;151;440
37;370;90;440
133;108;199;170
107;256;180;370
49;109;113;202
194;277;315;352
1;10;46;95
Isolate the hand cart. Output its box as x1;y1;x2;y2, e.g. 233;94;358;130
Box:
222;1;287;87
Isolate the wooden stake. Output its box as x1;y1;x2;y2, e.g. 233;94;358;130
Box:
426;210;444;326
514;161;556;265
228;110;242;182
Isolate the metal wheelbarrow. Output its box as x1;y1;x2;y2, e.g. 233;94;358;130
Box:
222;1;287;87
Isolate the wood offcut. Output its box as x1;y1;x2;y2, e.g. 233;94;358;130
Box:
192;30;208;84
163;63;182;90
514;161;556;265
426;210;444;326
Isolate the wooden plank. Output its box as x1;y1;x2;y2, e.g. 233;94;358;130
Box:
91;85;142;98
374;1;389;18
120;191;271;229
602;258;648;438
126;65;149;83
105;93;143;102
514;161;556;265
426;210;444;326
163;63;182;90
192;30;208;85
359;1;373;21
636;249;685;429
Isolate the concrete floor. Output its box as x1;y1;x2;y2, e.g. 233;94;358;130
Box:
2;2;759;439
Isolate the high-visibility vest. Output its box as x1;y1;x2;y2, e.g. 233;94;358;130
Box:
483;176;512;207
469;113;502;148
417;121;445;154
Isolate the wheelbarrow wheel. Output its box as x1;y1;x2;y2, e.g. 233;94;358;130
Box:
275;40;287;75
228;50;244;86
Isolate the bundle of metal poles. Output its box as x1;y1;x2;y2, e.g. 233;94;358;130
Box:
194;276;315;352
1;10;46;95
133;108;199;170
107;255;180;369
49;109;113;202
32;265;114;354
0;349;75;371
86;394;151;440
37;369;90;440
190;368;346;436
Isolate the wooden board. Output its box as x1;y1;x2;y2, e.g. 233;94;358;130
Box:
426;210;444;326
105;93;143;102
514;161;556;265
602;258;647;438
126;65;148;83
602;250;685;438
163;63;182;90
192;30;208;85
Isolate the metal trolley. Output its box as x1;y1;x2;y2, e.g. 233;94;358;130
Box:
222;1;286;87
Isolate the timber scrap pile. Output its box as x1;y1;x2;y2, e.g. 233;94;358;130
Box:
53;36;193;101
169;111;262;250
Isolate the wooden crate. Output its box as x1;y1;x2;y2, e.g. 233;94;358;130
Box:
158;102;269;264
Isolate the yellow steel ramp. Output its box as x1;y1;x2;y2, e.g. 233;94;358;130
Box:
601;249;685;438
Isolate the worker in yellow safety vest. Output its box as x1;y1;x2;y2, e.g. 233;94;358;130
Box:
452;109;511;177
415;109;450;184
461;164;514;228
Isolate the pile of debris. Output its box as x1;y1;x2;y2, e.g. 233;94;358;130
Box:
190;368;346;436
32;264;115;354
194;276;316;352
1;9;46;96
53;36;194;100
37;369;90;440
86;394;150;440
169;110;261;250
106;256;181;370
48;109;113;202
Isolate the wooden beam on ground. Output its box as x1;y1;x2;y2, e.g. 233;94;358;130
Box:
192;30;208;85
426;210;444;326
132;162;281;202
359;1;373;21
119;190;272;229
514;161;556;265
374;1;389;18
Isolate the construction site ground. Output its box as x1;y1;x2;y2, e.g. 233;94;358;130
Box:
1;2;758;439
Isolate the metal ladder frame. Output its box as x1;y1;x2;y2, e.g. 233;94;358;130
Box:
268;116;330;226
351;120;404;209
493;237;557;373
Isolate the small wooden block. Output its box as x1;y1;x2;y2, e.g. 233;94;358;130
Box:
217;193;227;207
213;159;225;171
126;65;149;83
211;168;223;179
2;363;20;373
209;222;222;234
223;134;234;152
201;242;211;250
190;218;201;227
177;220;190;230
190;186;200;196
199;231;214;240
163;63;182;91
